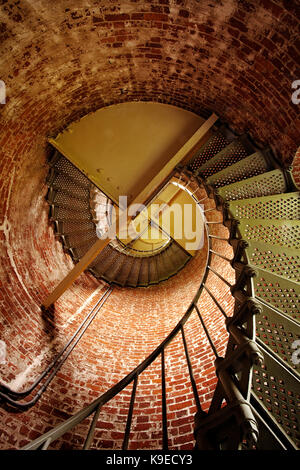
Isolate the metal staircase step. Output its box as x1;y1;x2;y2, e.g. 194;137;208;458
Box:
188;127;234;172
195;135;256;179
50;153;91;189
47;187;91;212
161;245;178;277
218;169;288;202
148;257;159;285
63;231;98;249
252;345;300;450
126;258;143;287
69;238;100;260
116;255;136;287
55;220;96;236
206;150;272;189
237;218;300;250
252;268;299;323
255;301;300;377
156;252;169;281
103;252;126;283
170;243;191;271
47;168;91;201
138;257;150;287
245;241;300;283
229;192;300;221
50;205;93;222
90;247;120;278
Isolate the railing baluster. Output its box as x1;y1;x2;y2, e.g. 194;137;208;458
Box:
208;234;229;241
83;403;102;450
196;196;209;204
122;375;138;450
39;437;52;450
209;249;232;263
161;349;168;450
180;326;203;415
208;265;232;288
194;304;219;359
203;284;228;319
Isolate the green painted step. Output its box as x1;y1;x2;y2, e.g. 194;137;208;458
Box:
237;218;300;249
195;135;255;178
252;268;299;323
255;301;300;376
245;241;300;283
252;345;300;449
229;192;300;220
218;169;287;202
188;128;233;172
206;150;271;189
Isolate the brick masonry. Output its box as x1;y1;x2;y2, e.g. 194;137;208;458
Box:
0;0;299;450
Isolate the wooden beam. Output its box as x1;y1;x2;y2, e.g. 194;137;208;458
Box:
42;113;218;308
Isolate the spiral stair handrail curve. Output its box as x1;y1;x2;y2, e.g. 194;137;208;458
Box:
20;167;261;451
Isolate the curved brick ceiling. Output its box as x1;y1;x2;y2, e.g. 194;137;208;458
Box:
0;0;299;163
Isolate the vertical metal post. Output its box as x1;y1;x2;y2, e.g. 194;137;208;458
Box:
194;304;219;359
180;326;203;415
161;348;168;450
122;375;138;450
83;404;102;450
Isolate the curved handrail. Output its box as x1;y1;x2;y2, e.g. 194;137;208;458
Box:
21;171;259;450
0;287;113;409
21;174;219;449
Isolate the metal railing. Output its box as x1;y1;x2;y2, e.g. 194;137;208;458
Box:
20;170;261;450
0;287;113;410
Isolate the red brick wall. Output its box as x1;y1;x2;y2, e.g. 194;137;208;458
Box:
0;0;298;450
1;0;299;163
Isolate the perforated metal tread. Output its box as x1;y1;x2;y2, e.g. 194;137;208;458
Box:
117;256;136;287
103;251;127;281
126;257;143;287
48;188;91;211
246;241;300;283
252;268;299;323
238;219;300;249
64;231;98;249
50;205;93;222
47;170;91;201
218;169;287;202
50;153;91;189
138;258;150;286
229;192;300;220
55;219;96;236
206;150;270;189
147;257;157;285
188;129;232;172
252;346;300;449
195;136;255;178
256;302;300;376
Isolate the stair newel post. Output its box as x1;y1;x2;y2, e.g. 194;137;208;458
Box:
214;359;259;449
230;239;248;266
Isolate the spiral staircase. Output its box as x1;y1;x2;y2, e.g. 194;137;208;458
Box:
1;122;299;450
